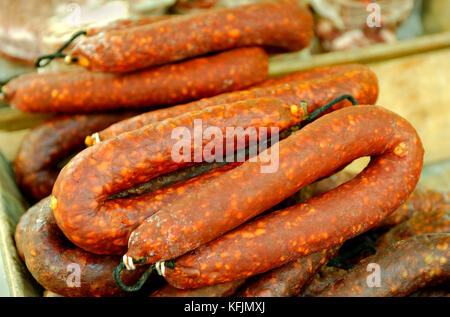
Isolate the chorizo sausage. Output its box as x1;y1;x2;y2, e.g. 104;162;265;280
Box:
236;246;340;297
376;209;450;249
124;105;423;289
51;97;304;255
21;197;148;297
66;0;313;73
4;47;268;113
14;113;134;201
318;233;450;297
92;63;378;143
150;279;246;297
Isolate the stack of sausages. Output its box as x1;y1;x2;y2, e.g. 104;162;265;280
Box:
7;0;449;297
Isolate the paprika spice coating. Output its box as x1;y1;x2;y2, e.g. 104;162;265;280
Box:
67;0;313;73
318;234;450;297
21;197;149;297
236;246;339;297
93;63;378;143
150;279;246;297
380;186;449;228
376;209;450;249
13;113;133;201
4;47;268;113
126;105;424;289
52;97;302;255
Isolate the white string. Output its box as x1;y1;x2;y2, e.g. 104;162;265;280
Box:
123;255;135;270
155;261;166;276
92;132;101;144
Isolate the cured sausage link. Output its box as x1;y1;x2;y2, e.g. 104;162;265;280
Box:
67;0;313;72
51;97;303;255
318;234;450;297
5;47;268;113
123;105;423;289
14;113;133;201
95;64;378;143
21;197;148;297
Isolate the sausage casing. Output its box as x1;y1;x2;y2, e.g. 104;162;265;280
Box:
5;47;268;113
140;105;424;289
68;0;313;72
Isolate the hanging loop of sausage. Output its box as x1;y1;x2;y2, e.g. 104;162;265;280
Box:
50;97;306;255
120;105;423;290
51;93;358;257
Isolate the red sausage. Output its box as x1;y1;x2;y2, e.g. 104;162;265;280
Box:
21;197;148;297
236;246;340;297
71;163;240;255
51;97;304;255
4;47;268;113
124;105;423;289
14;113;133;201
86;16;173;36
318;234;450;297
94;64;378;143
150;279;246;297
67;0;313;73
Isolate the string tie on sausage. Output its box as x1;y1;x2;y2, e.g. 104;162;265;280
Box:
35;30;87;68
305;94;358;122
290;94;358;132
114;258;175;292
